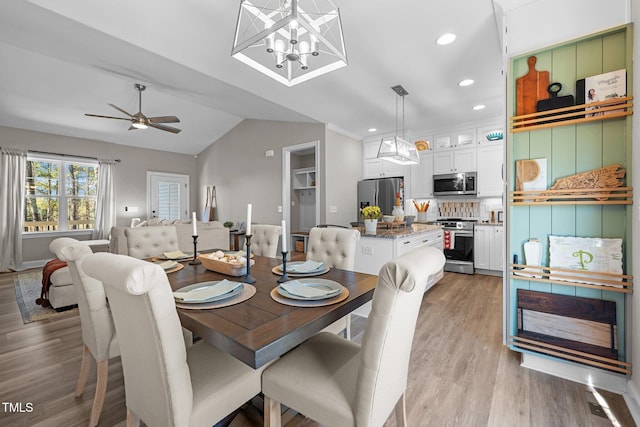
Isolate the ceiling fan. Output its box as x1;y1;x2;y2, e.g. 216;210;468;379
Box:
85;83;181;134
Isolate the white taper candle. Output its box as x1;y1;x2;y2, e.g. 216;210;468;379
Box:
192;212;197;235
281;219;287;252
246;204;252;235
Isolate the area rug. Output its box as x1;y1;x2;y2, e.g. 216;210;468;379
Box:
13;271;77;324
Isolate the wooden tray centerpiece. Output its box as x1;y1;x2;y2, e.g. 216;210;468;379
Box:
198;251;255;276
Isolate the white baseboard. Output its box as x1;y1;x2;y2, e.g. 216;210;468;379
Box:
624;379;640;424
521;353;627;394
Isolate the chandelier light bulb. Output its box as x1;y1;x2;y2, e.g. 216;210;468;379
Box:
310;35;319;56
266;33;275;53
274;39;285;53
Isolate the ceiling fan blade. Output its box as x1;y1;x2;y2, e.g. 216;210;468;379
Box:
148;115;180;124
149;123;182;134
85;113;132;121
108;103;134;117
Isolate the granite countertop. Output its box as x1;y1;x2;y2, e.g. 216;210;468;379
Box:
356;223;442;239
474;222;504;227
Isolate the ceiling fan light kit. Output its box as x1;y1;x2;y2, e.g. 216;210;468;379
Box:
85;83;181;134
377;85;420;166
231;0;347;87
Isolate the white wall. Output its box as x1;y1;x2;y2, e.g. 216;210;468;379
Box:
196;119;325;227
504;0;629;56
324;128;362;226
1;125;198;265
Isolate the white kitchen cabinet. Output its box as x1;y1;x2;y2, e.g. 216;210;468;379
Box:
476;144;504;197
492;226;504;271
363;158;405;179
434;128;477;151
363;140;381;159
433;147;476;174
353;228;444;317
474;224;503;273
408;151;433;198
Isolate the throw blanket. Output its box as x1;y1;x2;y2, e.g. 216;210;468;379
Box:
36;258;67;307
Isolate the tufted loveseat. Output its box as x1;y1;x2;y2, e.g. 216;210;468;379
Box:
109;220;229;258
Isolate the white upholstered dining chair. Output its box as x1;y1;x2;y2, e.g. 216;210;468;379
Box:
248;224;281;258
124;225;180;259
51;238;119;427
262;245;446;427
306;226;361;338
81;252;264;427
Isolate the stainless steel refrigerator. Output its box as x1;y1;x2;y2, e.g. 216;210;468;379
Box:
357;177;404;219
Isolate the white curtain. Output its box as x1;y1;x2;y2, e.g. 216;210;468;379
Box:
0;148;26;271
92;160;116;240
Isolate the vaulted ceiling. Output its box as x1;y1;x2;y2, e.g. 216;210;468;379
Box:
0;0;527;155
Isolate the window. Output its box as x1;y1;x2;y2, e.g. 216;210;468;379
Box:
24;155;99;233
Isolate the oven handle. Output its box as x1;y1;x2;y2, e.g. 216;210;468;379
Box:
444;230;473;237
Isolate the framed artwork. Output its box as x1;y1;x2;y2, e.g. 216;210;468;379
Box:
516;158;547;191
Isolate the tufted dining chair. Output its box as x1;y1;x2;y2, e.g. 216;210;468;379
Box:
51;238;119;427
81;252;264;427
247;224;282;258
306;226;360;270
124;225;180;259
306;227;360;338
262;245;446;427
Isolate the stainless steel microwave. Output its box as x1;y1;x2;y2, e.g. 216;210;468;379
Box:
433;172;477;196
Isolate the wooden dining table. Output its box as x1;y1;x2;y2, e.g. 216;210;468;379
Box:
167;255;378;369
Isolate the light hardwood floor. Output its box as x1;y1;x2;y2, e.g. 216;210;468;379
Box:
0;269;635;427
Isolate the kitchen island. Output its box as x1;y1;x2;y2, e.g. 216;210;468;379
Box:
352;223;444;317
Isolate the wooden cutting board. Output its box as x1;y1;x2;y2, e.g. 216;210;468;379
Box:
516;56;550;116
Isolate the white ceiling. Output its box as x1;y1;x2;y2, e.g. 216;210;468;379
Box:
0;0;517;155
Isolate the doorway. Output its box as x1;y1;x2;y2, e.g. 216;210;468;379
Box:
282;141;320;249
147;171;190;220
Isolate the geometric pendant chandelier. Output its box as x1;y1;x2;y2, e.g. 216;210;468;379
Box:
232;0;347;87
377;85;420;165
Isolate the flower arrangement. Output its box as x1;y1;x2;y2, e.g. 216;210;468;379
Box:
360;205;382;220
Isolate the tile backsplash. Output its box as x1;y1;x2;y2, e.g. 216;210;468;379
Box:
406;197;503;221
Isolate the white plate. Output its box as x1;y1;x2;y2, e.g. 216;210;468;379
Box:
174;281;243;303
275;261;329;277
277;279;343;301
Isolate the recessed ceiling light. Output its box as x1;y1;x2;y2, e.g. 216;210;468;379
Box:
458;79;474;87
473;104;486;111
368;128;377;132
436;33;456;46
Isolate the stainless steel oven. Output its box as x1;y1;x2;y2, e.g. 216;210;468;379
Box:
437;219;475;274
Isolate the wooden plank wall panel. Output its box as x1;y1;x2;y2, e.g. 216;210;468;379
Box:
550;44;577;99
576;37;603;78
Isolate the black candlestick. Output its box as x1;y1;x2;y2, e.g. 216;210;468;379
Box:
189;235;201;265
243;234;256;284
277;251;289;283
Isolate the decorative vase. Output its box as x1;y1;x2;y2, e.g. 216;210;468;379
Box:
392;205;404;221
364;219;378;234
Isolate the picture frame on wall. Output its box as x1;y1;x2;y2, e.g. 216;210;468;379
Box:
515;158;547;191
